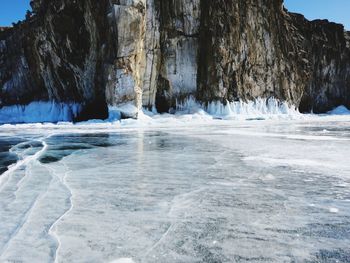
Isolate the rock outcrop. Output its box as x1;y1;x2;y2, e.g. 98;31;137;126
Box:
0;0;349;121
197;0;350;112
290;14;350;112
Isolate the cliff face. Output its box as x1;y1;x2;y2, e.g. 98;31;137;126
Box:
0;0;349;121
197;0;350;112
290;15;350;112
198;0;307;104
0;0;111;120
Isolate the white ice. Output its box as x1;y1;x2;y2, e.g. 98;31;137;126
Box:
0;104;349;262
0;101;82;124
0;97;301;125
327;105;350;115
176;97;301;120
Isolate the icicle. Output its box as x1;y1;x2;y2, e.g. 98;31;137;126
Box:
176;97;301;119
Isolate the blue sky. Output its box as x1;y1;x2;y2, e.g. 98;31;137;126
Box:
0;0;31;26
0;1;349;30
284;0;350;29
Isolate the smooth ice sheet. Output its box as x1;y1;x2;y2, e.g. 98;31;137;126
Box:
0;114;349;262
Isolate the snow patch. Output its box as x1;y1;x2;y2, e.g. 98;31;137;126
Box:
110;258;135;263
0;102;81;124
329;207;339;213
260;174;276;181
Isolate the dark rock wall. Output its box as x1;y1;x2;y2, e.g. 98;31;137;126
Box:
155;0;200;111
0;0;349;120
290;15;350;112
198;0;307;105
0;0;111;119
197;0;350;112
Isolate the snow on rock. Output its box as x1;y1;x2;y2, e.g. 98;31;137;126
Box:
0;101;82;124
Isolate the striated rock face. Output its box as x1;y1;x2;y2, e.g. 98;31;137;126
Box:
0;0;112;120
290;15;350;112
106;0;147;114
153;0;200;112
198;1;307;105
0;0;349;121
197;0;350;112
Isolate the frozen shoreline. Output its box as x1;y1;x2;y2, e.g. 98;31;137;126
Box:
2;98;348;126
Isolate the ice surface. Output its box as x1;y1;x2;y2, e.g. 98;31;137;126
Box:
0;112;349;262
0;101;82;124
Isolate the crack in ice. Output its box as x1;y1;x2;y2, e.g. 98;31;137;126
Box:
144;223;176;258
47;159;74;263
0;167;53;258
0;138;48;192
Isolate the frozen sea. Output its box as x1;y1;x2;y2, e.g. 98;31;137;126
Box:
0;112;350;263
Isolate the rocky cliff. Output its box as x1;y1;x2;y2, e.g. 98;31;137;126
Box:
0;0;349;121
